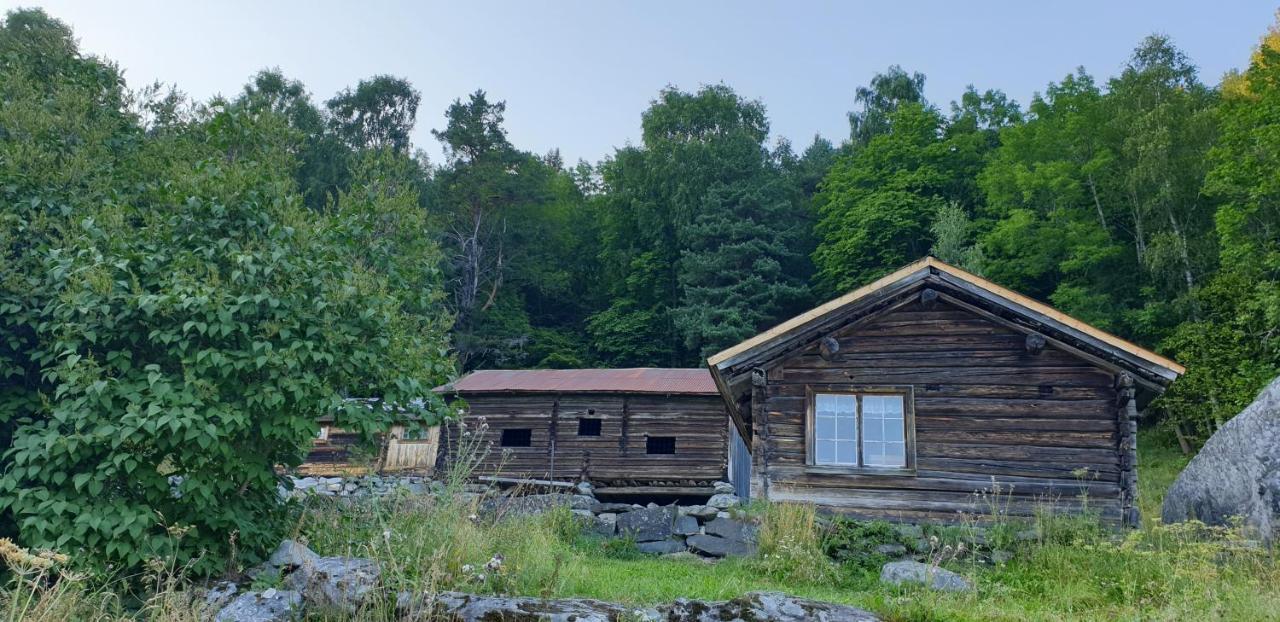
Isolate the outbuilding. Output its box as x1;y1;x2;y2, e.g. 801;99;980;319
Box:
707;257;1185;525
434;368;731;496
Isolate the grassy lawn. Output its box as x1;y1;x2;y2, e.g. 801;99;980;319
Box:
3;430;1273;621
289;428;1277;622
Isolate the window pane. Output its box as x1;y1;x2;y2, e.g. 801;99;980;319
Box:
815;394;839;415
883;416;904;441
835;414;855;440
813;393;878;467
836;440;856;465
865;441;906;467
864;415;883;442
816;416;836;440
815;440;836;464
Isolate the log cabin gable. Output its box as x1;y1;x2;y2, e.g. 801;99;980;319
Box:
707;257;1185;444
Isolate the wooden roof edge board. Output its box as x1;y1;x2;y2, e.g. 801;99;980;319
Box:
706;256;1184;379
435;388;721;396
708;363;750;441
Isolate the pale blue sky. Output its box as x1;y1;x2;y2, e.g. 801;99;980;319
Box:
11;1;1278;165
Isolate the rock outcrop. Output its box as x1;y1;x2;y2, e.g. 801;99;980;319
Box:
214;588;302;622
397;590;879;621
1162;376;1280;542
879;560;973;592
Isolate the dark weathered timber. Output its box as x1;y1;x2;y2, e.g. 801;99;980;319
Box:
736;298;1130;525
439;392;729;486
1025;333;1047;355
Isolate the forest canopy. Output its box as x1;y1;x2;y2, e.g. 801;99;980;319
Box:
2;7;1279;573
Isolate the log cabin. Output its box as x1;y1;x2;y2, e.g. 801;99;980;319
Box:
299;400;440;476
433;368;731;496
707;257;1185;526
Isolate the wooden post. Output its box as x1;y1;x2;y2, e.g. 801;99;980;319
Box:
619;396;630;456
549;396;560;482
1116;374;1140;527
749;368;769;500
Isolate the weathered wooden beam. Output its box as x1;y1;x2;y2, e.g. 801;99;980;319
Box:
819;336;840;361
750;369;769;500
919;288;940;310
1024;333;1047;355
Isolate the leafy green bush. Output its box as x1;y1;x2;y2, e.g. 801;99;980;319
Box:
0;9;452;575
822;518;914;570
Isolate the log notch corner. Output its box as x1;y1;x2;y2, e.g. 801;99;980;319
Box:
749;368;769;500
1116;373;1140;527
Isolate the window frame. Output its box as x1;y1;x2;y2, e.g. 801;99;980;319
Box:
804;385;916;475
500;428;533;448
577;417;602;437
645;435;677;455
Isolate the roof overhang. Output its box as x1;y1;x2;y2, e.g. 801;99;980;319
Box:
707;257;1185;427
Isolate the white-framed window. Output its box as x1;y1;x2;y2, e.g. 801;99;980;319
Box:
808;389;912;471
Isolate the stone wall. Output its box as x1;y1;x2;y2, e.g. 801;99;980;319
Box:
287;475;439;498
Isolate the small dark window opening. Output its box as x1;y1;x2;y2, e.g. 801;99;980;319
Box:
646;436;676;455
578;418;602;436
500;428;532;447
1038;384;1055;397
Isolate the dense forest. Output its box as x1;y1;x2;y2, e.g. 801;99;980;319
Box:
2;7;1279;573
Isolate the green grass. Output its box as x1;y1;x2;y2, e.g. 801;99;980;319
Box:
1137;427;1194;522
285;432;1279;621
3;431;1275;621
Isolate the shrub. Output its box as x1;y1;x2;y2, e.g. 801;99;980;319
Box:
0;10;453;576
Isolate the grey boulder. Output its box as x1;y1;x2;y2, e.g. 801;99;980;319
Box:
673;514;701;536
616;505;677;542
398;591;877;622
285;555;381;612
666;591;879;621
264;540;319;573
703;517;757;542
880;560;972;592
214;589;302;622
687;534;756;558
637;538;688;554
398;591;661;621
707;493;741;509
1162;376;1280;543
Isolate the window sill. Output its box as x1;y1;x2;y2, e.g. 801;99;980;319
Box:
804;465;917;477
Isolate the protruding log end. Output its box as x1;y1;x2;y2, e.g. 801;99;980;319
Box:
919;288;940;310
819;336;840;361
1025;333;1047;355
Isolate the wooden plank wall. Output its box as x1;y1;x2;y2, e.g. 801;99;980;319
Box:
299;427;377;475
762;300;1124;523
438;393;729;484
382;425;440;473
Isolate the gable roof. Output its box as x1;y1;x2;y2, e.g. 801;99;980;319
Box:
433;368;718;396
708;257;1183;402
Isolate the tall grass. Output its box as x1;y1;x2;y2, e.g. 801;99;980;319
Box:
2;431;1277;621
752;502;834;583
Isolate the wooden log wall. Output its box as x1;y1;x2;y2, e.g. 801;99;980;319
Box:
299;427;377;475
438;393;729;485
760;300;1125;523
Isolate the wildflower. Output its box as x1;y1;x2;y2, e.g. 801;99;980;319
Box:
0;538;68;570
484;553;504;572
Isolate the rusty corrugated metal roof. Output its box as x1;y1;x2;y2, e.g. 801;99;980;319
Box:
433;368;718;395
